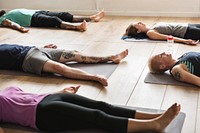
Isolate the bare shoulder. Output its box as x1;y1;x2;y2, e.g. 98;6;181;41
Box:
2;19;11;26
146;29;157;34
171;64;189;81
146;29;161;39
173;63;189;71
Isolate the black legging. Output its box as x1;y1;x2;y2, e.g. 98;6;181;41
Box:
36;93;136;133
184;24;200;40
31;11;73;28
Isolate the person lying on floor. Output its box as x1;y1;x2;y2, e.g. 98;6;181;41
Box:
0;43;128;86
123;21;199;45
0;85;180;133
148;51;200;87
0;8;105;32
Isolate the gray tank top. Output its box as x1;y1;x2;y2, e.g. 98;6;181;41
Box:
151;22;188;38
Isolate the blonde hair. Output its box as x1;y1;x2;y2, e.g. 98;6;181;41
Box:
148;56;166;73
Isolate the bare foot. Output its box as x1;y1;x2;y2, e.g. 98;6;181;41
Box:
56;85;80;94
154;103;181;132
90;9;105;22
112;49;128;63
95;75;108;86
76;20;87;31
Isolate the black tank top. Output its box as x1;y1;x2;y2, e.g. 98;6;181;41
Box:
170;52;200;77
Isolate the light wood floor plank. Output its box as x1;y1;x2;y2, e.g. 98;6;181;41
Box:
196;108;200;133
162;86;199;133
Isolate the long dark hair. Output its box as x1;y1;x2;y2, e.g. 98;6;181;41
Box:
0;10;6;17
124;24;148;39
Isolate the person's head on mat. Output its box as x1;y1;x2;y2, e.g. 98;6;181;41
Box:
0;85;180;133
148;51;200;87
124;21;199;45
123;22;148;39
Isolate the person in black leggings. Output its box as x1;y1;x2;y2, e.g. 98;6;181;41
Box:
0;8;104;32
36;86;180;133
0;86;180;133
36;92;131;132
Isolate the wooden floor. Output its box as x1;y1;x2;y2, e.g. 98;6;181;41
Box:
0;16;200;133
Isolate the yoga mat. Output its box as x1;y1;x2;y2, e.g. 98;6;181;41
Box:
122;37;200;44
0;106;185;133
144;71;197;87
123;38;165;43
121;36;165;43
0;63;118;78
66;63;118;78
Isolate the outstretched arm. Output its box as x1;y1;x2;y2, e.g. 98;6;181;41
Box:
147;30;198;45
171;64;200;87
2;19;29;33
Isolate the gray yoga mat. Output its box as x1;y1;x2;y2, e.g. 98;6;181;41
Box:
0;63;118;78
0;106;185;133
144;71;197;87
66;63;118;78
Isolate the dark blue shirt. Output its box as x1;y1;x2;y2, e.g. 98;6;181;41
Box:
0;44;33;70
171;52;200;77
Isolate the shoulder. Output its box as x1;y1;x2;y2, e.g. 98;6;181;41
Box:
171;63;188;72
171;64;189;79
171;64;183;73
146;29;160;39
1;19;11;26
147;29;158;34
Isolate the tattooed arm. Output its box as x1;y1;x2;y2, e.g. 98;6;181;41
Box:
171;64;200;87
